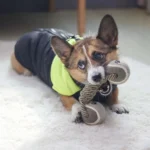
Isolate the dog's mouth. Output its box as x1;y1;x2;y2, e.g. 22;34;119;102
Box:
99;81;112;96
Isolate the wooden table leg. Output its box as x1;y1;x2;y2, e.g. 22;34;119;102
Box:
77;0;86;36
49;0;55;12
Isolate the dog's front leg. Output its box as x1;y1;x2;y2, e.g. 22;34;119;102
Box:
109;87;129;114
60;95;83;123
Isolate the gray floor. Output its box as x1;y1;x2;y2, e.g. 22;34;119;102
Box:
0;8;150;65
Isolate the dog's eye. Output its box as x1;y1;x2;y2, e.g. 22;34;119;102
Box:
78;60;86;70
92;51;105;61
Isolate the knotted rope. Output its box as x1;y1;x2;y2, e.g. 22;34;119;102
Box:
79;74;116;118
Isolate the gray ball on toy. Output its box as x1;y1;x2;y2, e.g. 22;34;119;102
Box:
81;102;106;125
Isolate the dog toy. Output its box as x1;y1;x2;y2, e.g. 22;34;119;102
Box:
79;60;130;125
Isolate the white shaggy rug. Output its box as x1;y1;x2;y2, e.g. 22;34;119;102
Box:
1;41;150;150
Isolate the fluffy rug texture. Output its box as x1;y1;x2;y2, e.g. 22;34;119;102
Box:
0;41;150;150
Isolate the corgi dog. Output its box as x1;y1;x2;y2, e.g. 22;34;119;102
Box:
11;14;129;123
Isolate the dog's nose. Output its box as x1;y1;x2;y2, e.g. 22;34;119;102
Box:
92;74;101;82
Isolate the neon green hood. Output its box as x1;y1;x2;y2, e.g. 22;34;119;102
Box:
51;36;83;96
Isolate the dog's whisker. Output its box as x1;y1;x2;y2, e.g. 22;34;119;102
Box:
101;60;111;66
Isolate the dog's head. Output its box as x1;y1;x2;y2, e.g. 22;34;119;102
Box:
51;14;119;85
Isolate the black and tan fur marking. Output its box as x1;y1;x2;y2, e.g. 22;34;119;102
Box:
11;14;129;121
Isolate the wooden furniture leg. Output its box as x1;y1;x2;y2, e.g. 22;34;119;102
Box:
77;0;86;36
49;0;86;36
49;0;55;12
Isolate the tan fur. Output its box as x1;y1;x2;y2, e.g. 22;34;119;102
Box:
11;52;31;75
106;50;119;62
11;52;25;74
108;87;119;105
111;87;119;104
60;95;76;110
69;69;87;83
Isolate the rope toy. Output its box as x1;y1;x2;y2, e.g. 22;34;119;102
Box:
79;60;130;125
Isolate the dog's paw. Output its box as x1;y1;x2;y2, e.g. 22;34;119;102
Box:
74;112;83;123
23;69;32;76
110;104;129;114
71;103;83;123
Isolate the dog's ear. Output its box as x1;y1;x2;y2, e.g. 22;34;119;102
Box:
97;14;118;47
51;36;73;64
